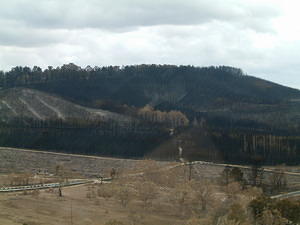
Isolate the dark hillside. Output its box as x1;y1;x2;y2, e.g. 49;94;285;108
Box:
1;65;299;108
0;64;299;164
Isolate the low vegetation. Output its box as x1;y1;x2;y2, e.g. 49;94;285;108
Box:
1;159;300;225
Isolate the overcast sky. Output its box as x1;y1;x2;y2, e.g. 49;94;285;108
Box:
0;0;299;89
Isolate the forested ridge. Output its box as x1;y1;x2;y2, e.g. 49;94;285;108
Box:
1;64;299;106
0;64;299;164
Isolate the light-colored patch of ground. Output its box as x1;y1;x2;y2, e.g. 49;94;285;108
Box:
1;100;17;115
0;87;132;123
36;96;65;120
0;147;171;178
18;97;44;120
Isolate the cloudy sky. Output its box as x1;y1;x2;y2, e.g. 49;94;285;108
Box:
0;0;299;89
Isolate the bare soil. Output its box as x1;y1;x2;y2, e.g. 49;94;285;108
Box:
0;147;171;178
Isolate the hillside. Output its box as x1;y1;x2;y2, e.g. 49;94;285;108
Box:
0;64;300;164
1;64;298;130
20;65;300;109
0;88;130;123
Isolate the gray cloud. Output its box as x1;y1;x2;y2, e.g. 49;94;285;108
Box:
0;0;299;89
0;0;280;48
1;0;278;31
0;20;67;47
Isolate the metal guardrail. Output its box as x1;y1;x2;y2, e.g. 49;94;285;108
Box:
0;177;113;193
0;180;91;193
271;190;300;199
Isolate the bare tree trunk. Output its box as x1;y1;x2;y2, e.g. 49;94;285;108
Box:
59;186;63;197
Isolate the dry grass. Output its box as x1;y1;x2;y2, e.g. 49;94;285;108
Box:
0;158;254;225
0;148;299;225
0;179;188;225
0;148;172;178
